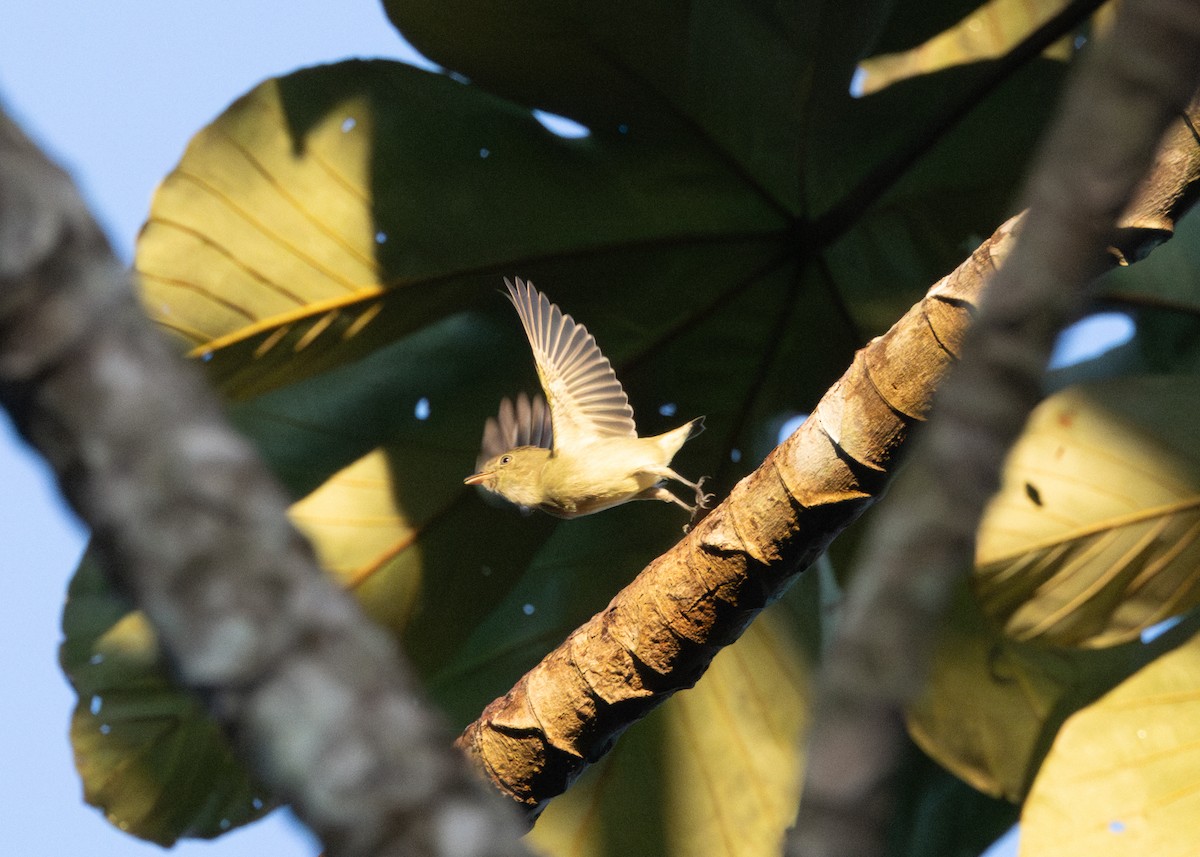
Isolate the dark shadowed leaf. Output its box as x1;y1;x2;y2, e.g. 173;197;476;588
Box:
887;739;1019;857
907;579;1196;803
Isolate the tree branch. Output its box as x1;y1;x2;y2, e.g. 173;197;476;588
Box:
790;0;1200;853
456;80;1200;822
0;103;529;857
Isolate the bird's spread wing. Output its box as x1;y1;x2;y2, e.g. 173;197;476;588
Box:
478;392;553;470
505;277;636;451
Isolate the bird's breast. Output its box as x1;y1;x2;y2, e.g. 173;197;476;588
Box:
536;439;667;517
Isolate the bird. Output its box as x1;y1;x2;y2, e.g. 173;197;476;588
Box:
464;277;712;519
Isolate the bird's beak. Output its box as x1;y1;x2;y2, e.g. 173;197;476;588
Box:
464;471;491;486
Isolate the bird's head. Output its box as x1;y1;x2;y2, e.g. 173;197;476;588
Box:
464;446;550;508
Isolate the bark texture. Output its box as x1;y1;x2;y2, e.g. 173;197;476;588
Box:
457;81;1200;824
790;0;1200;855
0;106;529;857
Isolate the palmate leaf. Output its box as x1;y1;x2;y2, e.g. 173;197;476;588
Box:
383;0;829;215
135;59;784;401
973;376;1200;648
63;0;1073;844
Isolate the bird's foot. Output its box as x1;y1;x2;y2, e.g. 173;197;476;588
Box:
680;478;716;533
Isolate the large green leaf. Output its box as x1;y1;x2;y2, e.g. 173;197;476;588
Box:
973;377;1200;648
383;0;831;214
70;0;1076;843
136;59;785;400
384;0;1068;336
59;556;270;845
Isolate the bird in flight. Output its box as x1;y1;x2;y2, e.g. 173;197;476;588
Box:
465;277;711;519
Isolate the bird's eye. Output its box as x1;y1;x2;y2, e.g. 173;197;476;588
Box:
500;454;513;465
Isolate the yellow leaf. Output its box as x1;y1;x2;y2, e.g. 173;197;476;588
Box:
137;74;386;380
974;377;1200;647
855;0;1088;96
529;603;812;857
1021;628;1200;856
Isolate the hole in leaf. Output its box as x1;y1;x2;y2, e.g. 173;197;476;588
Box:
532;110;591;138
1049;312;1134;368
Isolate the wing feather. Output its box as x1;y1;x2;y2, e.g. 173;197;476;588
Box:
505;277;636;451
477;391;553;470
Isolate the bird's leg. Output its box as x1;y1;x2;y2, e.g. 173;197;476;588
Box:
636;485;696;513
645;467;715;510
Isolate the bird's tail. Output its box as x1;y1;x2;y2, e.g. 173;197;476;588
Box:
653;415;705;459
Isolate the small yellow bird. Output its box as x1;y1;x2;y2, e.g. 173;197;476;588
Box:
465;277;711;519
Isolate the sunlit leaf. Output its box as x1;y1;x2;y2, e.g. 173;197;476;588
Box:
906;579;1164;801
59;556;270;845
1021;627;1200;857
906;378;1200;803
854;0;1083;96
974;377;1200;647
136;59;785;400
529;598;813;857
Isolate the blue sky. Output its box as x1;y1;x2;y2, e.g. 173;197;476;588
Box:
0;3;431;854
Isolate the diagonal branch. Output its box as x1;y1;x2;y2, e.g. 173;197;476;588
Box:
0;103;529;857
791;0;1200;853
456;93;1200;819
455;216;1006;817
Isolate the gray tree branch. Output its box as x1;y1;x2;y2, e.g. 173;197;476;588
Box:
0;103;529;857
789;0;1200;854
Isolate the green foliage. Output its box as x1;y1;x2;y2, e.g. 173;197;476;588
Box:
57;0;1200;854
60;556;269;844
